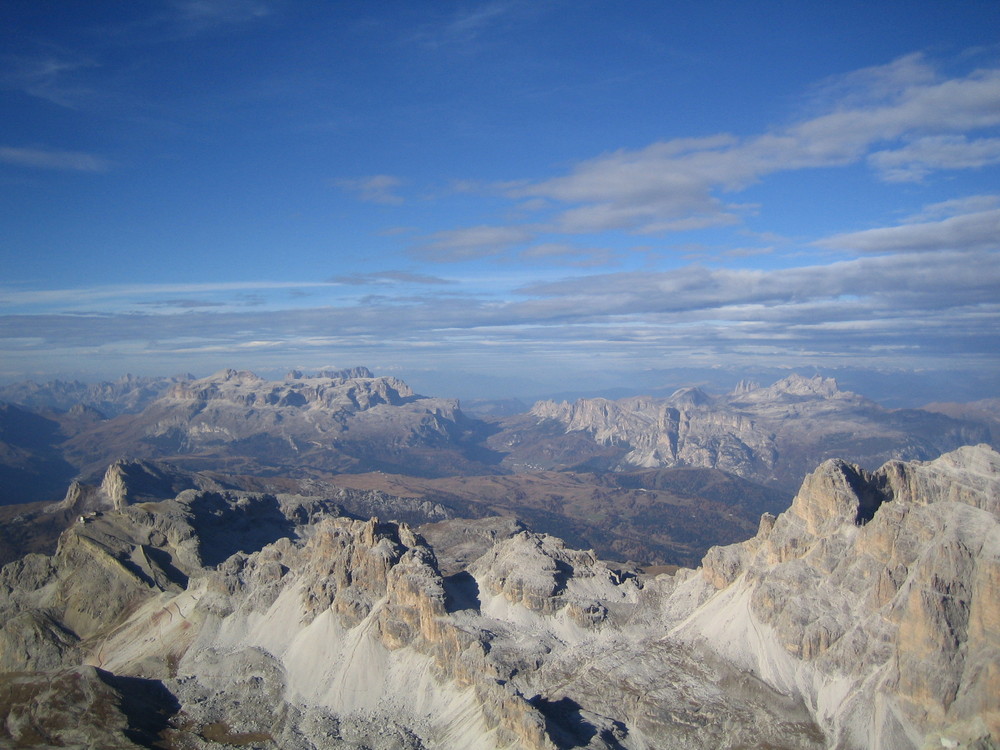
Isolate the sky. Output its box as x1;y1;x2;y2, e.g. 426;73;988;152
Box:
1;1;999;402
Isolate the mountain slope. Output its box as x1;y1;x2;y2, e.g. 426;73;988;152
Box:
0;402;79;505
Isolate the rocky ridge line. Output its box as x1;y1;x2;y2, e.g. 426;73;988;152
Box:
0;446;997;748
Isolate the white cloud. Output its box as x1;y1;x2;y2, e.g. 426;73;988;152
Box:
869;136;1000;181
0;146;111;172
0;280;335;313
334;174;405;204
804;53;938;108
518;243;620;267
2;245;997;377
903;194;1000;222
416;224;537;261
474;56;1000;238
328;271;454;286
169;0;271;33
408;1;536;50
815;207;1000;253
0;55;99;108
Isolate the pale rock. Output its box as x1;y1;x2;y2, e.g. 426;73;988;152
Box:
1;445;998;749
693;444;1000;749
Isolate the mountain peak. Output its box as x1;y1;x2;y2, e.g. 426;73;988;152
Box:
731;378;760;394
773;373;840;396
208;368;263;383
668;386;712;407
728;373;848;404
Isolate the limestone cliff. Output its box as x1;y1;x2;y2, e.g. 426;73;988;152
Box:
693;444;1000;749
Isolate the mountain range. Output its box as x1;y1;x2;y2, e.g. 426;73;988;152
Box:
0;367;997;747
1;368;994;569
494;373;991;491
1;369;994;497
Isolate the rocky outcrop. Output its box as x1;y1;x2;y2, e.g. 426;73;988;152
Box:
692;444;1000;749
0;445;996;749
530;394;777;476
0;464;453;673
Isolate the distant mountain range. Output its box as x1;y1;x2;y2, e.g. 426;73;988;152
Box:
0;367;995;566
0;369;993;486
493;373;992;491
0;372;188;416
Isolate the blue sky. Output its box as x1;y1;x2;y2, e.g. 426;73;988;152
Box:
1;1;999;400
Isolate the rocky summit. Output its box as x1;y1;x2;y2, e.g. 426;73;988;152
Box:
0;445;996;748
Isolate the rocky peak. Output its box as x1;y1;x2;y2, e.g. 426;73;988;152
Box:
667;386;712;407
164;368;415;411
733;373;853;402
469;530;641;629
877;443;1000;514
1;446;997;748
99;461;129;511
318;366;374;380
696;444;1000;748
731;378;760;394
98;458;204;511
786;458;890;533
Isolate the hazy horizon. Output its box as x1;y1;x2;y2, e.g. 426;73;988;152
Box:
2;361;997;411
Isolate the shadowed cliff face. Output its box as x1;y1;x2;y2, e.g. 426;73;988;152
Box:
0;446;997;749
0;403;79;506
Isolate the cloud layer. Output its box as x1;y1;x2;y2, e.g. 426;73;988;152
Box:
3;199;997;382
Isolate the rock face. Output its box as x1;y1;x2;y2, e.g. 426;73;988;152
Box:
508;374;990;491
691;444;1000;749
0;446;997;749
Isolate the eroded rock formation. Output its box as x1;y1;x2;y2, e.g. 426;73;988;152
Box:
0;446;997;748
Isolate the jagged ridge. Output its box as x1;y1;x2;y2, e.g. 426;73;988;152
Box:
0;446;997;748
